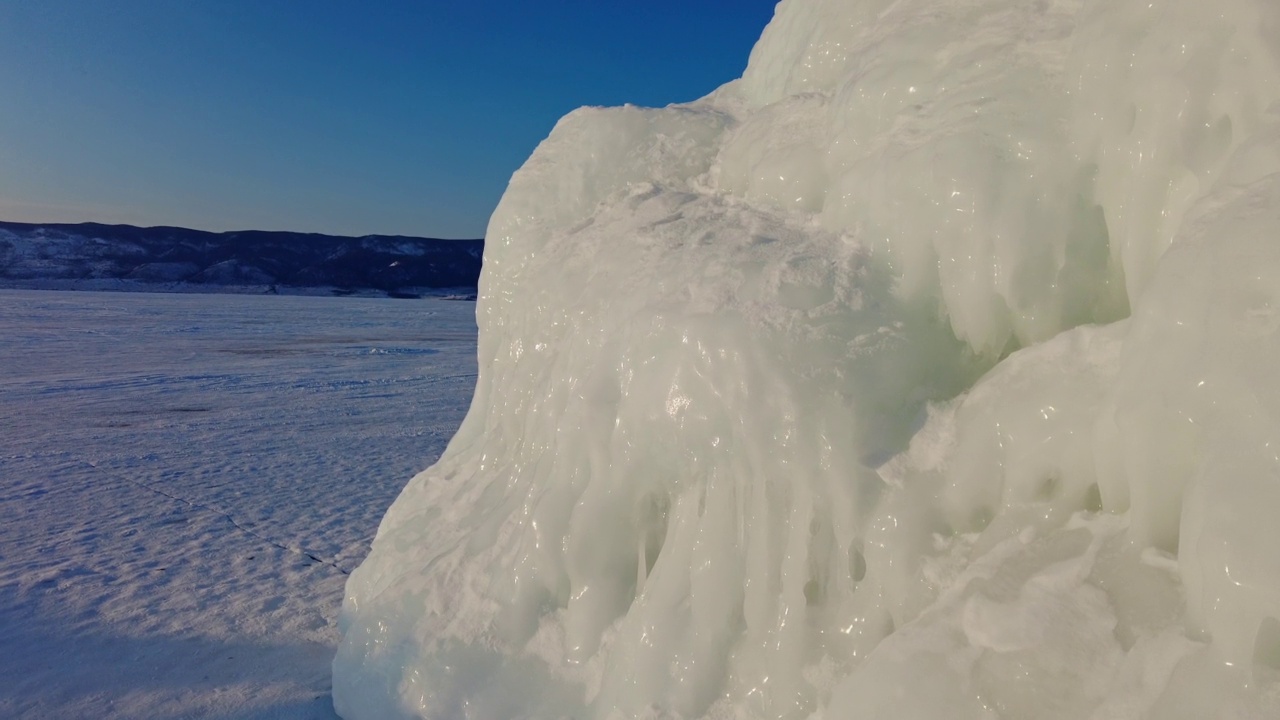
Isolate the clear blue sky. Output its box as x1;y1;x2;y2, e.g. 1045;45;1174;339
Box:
0;1;779;239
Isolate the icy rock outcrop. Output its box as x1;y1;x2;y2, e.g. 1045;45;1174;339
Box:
335;1;1280;718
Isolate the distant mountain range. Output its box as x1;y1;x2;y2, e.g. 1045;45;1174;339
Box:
0;221;484;299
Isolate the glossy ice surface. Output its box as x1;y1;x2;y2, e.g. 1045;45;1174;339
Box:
336;1;1280;718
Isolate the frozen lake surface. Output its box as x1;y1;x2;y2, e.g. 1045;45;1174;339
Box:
0;289;477;719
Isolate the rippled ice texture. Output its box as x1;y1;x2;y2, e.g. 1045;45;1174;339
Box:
334;0;1280;717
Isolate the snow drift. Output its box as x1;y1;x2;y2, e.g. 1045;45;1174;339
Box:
335;0;1280;717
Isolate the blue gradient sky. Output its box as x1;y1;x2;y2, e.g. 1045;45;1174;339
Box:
0;2;779;239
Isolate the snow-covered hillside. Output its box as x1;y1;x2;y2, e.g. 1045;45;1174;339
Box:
0;221;483;298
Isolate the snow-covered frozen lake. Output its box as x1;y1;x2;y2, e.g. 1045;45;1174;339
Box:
0;289;477;719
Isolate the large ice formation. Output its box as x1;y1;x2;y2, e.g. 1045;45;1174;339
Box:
334;0;1280;717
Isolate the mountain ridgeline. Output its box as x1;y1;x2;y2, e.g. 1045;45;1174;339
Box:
0;221;484;298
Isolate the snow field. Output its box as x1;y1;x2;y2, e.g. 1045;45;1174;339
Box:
0;290;476;719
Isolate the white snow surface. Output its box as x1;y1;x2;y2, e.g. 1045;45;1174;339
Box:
336;0;1280;718
0;290;476;719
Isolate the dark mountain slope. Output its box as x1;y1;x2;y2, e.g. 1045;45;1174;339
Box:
0;221;484;297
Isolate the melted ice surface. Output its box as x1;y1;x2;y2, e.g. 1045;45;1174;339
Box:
335;1;1280;717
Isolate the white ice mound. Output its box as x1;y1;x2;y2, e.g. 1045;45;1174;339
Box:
334;1;1280;718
